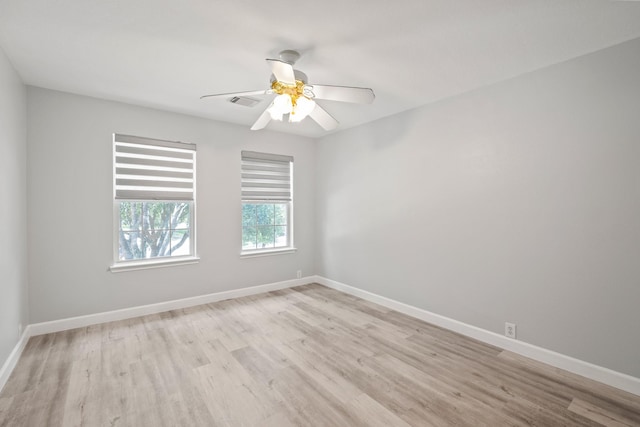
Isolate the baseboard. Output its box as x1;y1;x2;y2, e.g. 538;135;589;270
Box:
0;328;30;393
313;275;640;397
29;276;314;337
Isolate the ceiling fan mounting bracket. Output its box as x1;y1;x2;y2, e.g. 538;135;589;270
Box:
279;50;301;65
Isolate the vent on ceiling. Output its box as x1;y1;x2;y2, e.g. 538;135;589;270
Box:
229;96;260;107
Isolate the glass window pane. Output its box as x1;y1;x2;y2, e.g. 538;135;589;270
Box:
145;229;168;258
119;202;142;231
242;226;257;250
141;237;150;259
256;225;275;249
119;230;144;260
118;201;194;261
256;204;275;225
242;204;256;227
274;226;287;247
240;202;290;252
142;202;175;231
172;203;190;229
171;230;190;256
274;204;287;225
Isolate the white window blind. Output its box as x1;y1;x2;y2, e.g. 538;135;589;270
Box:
114;134;196;201
241;151;293;202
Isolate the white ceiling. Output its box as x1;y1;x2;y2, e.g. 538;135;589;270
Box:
1;0;640;138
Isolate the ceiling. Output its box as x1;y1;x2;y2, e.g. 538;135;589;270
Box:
1;0;640;138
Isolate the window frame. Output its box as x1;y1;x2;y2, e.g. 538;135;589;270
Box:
111;200;198;272
240;200;294;256
110;134;199;272
240;151;295;257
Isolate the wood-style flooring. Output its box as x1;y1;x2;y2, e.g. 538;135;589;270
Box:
1;284;639;426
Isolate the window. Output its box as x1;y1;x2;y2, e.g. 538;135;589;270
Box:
112;134;197;270
241;151;294;254
242;203;289;250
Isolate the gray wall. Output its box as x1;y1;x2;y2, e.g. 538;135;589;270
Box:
27;88;315;323
316;38;640;377
0;48;28;367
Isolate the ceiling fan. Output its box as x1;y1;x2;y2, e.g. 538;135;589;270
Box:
201;50;375;131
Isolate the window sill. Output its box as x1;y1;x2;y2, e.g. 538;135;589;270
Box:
110;256;200;273
240;248;297;259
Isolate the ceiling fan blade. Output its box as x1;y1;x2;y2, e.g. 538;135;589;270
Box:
308;85;375;104
266;59;296;85
250;105;273;130
200;89;271;100
309;104;338;131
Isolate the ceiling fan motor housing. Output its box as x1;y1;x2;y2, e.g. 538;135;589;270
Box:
270;70;308;85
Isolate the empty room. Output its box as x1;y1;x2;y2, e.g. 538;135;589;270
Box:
1;0;640;425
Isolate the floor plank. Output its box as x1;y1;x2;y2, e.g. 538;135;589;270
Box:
568;398;639;427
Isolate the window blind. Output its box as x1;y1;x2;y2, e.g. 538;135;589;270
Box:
114;134;196;200
241;151;293;202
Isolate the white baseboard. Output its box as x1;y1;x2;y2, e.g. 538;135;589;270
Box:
29;276;313;336
0;329;30;393
0;276;313;393
314;275;640;397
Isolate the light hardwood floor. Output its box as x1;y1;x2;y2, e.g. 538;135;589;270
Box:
1;284;639;426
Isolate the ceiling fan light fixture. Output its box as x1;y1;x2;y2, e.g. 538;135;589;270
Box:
289;96;316;122
269;79;316;123
269;111;284;121
269;93;293;120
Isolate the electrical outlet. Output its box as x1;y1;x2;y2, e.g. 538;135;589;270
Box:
505;322;517;339
296;270;302;279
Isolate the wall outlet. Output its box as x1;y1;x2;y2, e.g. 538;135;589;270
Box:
296;270;302;279
505;322;517;339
